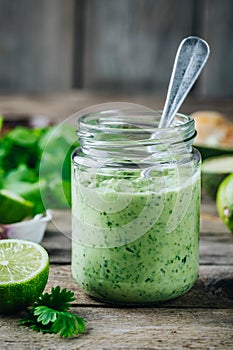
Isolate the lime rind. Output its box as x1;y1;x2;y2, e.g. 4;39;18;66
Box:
217;174;233;233
0;189;33;224
201;155;233;198
0;239;49;314
202;155;233;173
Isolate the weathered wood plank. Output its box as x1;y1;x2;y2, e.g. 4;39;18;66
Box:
43;264;233;308
83;0;194;92
0;0;74;92
200;233;233;265
199;0;233;97
0;308;232;349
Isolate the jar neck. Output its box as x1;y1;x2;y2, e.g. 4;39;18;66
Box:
76;109;196;161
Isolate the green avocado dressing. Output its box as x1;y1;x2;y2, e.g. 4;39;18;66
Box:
72;171;200;304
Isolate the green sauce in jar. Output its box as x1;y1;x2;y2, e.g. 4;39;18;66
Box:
71;107;201;304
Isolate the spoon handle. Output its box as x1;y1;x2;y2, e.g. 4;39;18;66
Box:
158;36;210;128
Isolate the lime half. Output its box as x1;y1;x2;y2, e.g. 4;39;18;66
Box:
0;239;49;314
0;189;33;224
216;173;233;233
202;155;233;198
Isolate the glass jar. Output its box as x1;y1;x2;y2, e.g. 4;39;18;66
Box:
71;107;201;304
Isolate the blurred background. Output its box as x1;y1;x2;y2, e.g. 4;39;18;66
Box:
0;0;232;97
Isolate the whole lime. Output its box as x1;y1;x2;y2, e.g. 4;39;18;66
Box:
216;173;233;233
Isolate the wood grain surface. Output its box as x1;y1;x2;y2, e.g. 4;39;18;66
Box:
1;1;232;97
0;308;233;350
0;0;74;92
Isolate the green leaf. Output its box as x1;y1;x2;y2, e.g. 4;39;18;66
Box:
19;312;37;326
33;286;75;312
0;137;39;171
19;313;54;334
38;123;78;209
34;306;57;325
3;164;37;184
6;126;40;147
51;312;86;338
0;122;78;216
19;286;86;338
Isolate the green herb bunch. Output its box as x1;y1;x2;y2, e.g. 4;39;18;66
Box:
19;286;86;338
0;121;79;218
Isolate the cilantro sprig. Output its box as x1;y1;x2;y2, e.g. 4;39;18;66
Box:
19;286;86;338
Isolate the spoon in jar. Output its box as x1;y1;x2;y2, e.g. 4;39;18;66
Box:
158;36;210;129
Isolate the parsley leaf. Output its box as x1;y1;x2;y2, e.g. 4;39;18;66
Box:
19;286;86;338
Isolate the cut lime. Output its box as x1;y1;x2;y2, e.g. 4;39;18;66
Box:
216;174;233;233
4;180;46;216
0;239;49;314
0;189;33;224
201;155;233;198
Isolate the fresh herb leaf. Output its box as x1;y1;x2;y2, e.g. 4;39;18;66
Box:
0;121;79;214
34;306;57;325
19;286;86;338
0;126;44;171
19;313;55;334
6;127;40;147
51;311;86;338
4;164;37;184
33;286;75;311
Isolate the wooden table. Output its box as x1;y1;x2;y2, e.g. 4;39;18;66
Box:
0;91;233;349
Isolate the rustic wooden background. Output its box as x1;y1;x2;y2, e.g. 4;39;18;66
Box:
0;0;232;97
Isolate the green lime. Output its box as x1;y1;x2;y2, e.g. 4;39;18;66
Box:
0;239;49;314
0;189;34;224
4;180;46;215
202;155;233;198
216;173;233;233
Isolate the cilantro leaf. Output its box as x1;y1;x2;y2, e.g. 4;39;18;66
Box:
34;306;57;325
33;286;75;312
19;286;86;338
19;312;54;334
51;312;86;338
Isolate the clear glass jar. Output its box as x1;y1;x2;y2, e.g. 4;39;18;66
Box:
71;107;201;304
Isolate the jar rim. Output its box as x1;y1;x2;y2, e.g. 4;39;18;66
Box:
78;109;194;134
75;108;197;162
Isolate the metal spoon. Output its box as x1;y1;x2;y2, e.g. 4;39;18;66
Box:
158;36;210;128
